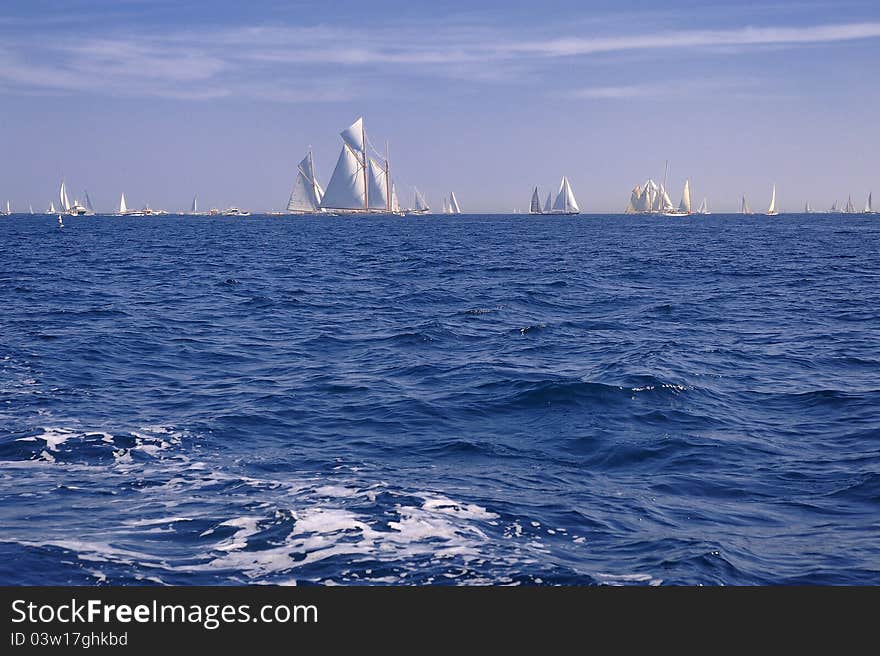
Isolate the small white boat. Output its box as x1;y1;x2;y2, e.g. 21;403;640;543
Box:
766;184;779;216
222;206;251;216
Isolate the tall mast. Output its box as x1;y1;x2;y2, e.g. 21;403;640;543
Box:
385;140;391;212
362;120;368;211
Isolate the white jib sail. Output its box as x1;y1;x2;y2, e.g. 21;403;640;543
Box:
320;145;366;210
768;185;777;213
119;193;128;213
368;159;389;210
679;179;691;213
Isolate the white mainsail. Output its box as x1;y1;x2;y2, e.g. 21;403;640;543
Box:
679;179;692;214
60;180;71;212
321;144;366;210
552;176;579;213
368;158;389;210
119;193;128;214
340;117;365;154
529;187;541;214
866;193;874;213
449;192;461;214
767;185;777;214
191;195;198;214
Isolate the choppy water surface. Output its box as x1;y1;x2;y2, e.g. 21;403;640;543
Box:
1;213;878;585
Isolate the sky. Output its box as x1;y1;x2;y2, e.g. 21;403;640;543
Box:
0;0;878;213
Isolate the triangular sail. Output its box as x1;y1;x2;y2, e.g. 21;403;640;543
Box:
529;187;541;214
768;185;777;213
84;191;94;212
340;117;365;154
698;198;708;214
60;180;71;212
368;158;389;210
679;179;691;213
543;192;552;213
288;152;324;212
49;201;56;213
867;193;873;213
391;183;400;212
449;192;461;214
659;185;674;211
552;176;579;213
845;195;856;213
320;145;366;210
29;203;34;214
119;193;127;213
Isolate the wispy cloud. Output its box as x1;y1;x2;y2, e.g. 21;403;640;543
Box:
0;18;878;102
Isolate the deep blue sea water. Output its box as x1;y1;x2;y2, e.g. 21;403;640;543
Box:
1;213;878;585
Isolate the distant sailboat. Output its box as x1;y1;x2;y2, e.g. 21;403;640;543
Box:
766;184;778;216
5;201;10;215
60;179;71;214
529;186;542;214
411;188;430;214
845;195;856;214
390;183;401;214
287;149;325;214
805;201;812;214
46;201;57;215
117;193;129;215
441;196;449;214
190;195;199;215
84;190;95;214
665;178;691;216
697;198;709;215
830;201;839;213
543;192;552;213
866;192;874;214
551;176;579;214
448;192;462;214
740;196;752;215
28;203;34;215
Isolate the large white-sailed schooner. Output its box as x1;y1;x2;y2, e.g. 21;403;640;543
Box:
287;149;325;214
320;117;399;214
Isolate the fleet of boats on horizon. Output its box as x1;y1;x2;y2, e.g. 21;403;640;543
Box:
1;119;875;218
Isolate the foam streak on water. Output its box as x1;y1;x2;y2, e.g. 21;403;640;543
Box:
0;214;878;585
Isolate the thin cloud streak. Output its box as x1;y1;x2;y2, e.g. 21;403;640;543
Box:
0;20;878;101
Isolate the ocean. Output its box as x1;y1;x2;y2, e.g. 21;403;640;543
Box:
1;213;878;585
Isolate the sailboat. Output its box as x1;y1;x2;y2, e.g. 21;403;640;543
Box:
4;201;10;215
766;185;778;216
116;192;141;216
804;202;812;214
697;198;709;215
740;196;752;215
665;179;692;216
46;201;57;215
28;203;34;215
550;176;579;215
845;195;856;214
865;193;874;214
830;201;839;213
320;117;396;214
60;179;89;215
448;192;462;214
529;186;543;214
543;192;552;213
190;195;200;215
411;188;430;214
84;190;95;215
287;149;325;214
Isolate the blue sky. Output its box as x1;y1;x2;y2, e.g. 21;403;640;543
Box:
1;0;878;212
